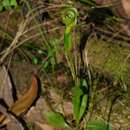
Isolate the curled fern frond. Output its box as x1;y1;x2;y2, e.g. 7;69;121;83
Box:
61;7;78;33
61;6;78;51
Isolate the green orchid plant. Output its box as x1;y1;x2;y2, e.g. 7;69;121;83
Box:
43;78;116;130
42;5;116;130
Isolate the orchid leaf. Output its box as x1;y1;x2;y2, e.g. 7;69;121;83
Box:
72;86;83;123
43;111;69;128
79;94;88;121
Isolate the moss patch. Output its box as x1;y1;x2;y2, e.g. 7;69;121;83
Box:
85;38;130;85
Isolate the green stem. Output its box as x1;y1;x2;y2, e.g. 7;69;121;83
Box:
65;50;78;84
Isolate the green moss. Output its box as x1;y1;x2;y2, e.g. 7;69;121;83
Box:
86;38;130;85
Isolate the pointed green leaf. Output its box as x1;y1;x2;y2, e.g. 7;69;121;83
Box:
72;86;83;123
87;120;116;130
43;111;68;128
79;94;88;121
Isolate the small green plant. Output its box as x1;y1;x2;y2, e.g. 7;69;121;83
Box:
0;0;18;12
23;38;61;71
72;79;88;125
43;79;88;130
42;78;116;130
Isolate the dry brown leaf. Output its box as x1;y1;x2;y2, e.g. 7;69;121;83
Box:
0;105;24;130
35;121;54;130
0;105;9;126
0;73;38;129
122;0;130;19
6;114;24;130
0;66;14;107
9;75;38;116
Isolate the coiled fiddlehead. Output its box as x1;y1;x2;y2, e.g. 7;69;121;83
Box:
61;7;78;51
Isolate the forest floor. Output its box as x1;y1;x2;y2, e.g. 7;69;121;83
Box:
0;1;130;130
